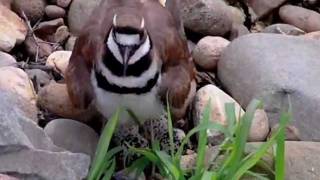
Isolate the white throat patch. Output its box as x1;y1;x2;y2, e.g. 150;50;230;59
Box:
115;33;140;46
106;29;151;65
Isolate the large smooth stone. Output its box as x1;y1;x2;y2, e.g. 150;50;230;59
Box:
218;33;320;140
44;119;99;157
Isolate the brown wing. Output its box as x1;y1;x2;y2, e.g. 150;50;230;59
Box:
65;30;104;109
143;1;196;120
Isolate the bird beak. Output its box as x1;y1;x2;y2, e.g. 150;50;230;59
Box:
122;46;131;76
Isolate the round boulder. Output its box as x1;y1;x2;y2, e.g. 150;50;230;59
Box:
180;0;233;36
279;5;320;32
44;119;99;157
13;0;46;23
192;36;230;70
218;33;320;140
68;0;102;35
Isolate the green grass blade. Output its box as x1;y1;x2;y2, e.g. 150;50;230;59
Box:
96;146;122;179
220;99;261;179
129;147;159;163
232;112;290;179
245;171;270;180
105;146;123;161
276;94;292;180
175;122;227;163
166;93;175;158
225;103;237;138
155;151;183;180
275;113;291;180
127;157;150;178
201;171;216;180
102;158;116;180
88;108;121;180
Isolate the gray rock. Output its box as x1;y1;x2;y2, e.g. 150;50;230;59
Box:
180;0;233;36
25;69;51;88
45;5;66;19
285;141;320;180
44;119;99;157
0;90;90;180
54;25;70;44
262;23;305;36
229;24;250;40
247;0;288;19
12;0;46;23
68;0;102;35
0;149;90;180
0;90;60;151
0;52;17;67
218;33;320;140
52;0;72;8
279;5;320;32
65;35;77;51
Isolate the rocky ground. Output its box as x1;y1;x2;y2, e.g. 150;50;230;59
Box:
1;0;320;179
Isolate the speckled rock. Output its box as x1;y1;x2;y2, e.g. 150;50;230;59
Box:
262;23;305;35
44;119;99;157
0;51;17;67
68;0;102;34
192;36;230;70
180;0;233;36
279;5;320;32
0;5;27;52
46;50;71;76
12;0;46;23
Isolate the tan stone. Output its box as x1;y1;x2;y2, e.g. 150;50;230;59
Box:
46;50;71;76
0;5;27;52
37;81;97;122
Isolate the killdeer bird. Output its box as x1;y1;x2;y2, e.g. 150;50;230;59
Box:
66;0;196;128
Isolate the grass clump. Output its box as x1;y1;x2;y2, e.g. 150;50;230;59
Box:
88;99;291;180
